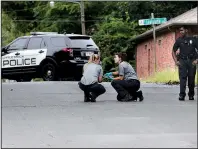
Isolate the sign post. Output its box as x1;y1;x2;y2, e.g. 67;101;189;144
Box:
139;15;167;72
151;13;157;73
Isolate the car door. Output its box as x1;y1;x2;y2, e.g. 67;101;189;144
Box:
21;37;47;73
1;37;29;76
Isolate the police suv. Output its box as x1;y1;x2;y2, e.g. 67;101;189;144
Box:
1;32;100;82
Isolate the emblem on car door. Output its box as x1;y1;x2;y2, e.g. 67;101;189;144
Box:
75;57;81;60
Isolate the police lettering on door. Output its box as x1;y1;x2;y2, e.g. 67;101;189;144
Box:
3;56;36;67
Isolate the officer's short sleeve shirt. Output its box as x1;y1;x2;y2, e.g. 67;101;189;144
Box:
173;39;180;52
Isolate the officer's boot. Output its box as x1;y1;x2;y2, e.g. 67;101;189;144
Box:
89;92;97;102
136;90;144;102
179;96;185;101
188;93;194;100
84;92;91;102
188;91;195;100
179;94;185;101
189;96;194;100
117;94;122;101
179;90;186;101
121;93;137;102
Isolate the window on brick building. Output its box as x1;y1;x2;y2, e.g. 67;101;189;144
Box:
158;40;161;46
145;45;147;49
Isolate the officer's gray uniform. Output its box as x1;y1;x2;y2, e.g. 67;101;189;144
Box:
80;63;103;85
78;63;106;102
173;36;198;98
111;61;142;101
118;61;139;80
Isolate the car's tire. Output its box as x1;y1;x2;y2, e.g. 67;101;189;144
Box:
41;62;58;81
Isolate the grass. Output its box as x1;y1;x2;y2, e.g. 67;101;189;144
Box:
33;78;43;81
142;68;198;85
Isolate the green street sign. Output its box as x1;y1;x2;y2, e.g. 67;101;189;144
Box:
139;18;167;26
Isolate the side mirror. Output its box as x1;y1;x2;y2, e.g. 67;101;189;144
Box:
1;46;8;53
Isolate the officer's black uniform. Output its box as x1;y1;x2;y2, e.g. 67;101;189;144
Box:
173;36;198;100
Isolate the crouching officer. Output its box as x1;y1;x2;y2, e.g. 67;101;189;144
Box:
172;26;198;101
78;54;106;102
105;52;144;102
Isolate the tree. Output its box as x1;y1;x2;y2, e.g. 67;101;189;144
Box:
1;11;23;46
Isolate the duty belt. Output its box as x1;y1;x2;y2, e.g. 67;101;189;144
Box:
180;55;195;60
179;53;196;60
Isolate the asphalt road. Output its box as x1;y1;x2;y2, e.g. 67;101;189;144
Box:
2;82;197;148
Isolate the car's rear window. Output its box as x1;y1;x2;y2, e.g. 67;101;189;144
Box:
50;37;67;47
68;36;98;48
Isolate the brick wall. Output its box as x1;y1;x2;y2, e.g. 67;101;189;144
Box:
156;31;176;72
136;26;198;79
136;31;176;79
136;38;154;79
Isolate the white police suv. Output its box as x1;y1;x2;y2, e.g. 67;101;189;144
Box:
1;32;100;82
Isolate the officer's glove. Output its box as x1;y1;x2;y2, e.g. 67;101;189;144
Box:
104;72;112;77
104;72;113;80
106;72;112;76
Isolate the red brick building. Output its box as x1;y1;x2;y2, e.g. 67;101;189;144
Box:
133;7;198;79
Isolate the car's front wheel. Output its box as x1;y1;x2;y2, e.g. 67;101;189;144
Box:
41;62;58;81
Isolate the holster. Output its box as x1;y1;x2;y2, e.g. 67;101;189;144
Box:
179;53;196;60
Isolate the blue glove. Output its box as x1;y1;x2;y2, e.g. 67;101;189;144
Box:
104;72;111;77
104;72;112;77
104;72;113;80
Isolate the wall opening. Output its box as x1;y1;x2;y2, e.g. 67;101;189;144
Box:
158;40;161;46
148;49;151;76
145;45;147;49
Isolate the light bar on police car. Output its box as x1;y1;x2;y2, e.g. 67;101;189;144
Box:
30;32;58;35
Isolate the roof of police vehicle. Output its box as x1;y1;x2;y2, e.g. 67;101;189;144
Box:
20;32;91;38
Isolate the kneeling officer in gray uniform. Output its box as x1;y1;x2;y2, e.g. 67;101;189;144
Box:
78;54;106;102
105;52;144;102
172;26;198;101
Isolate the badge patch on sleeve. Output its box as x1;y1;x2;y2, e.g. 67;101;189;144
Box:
190;40;193;44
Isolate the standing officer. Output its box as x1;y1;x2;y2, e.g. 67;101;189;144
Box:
172;26;198;101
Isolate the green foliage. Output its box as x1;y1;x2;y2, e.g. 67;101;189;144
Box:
102;57;114;73
1;11;24;46
33;2;81;33
92;16;141;71
1;1;197;73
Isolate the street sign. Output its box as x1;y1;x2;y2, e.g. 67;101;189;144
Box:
138;18;167;26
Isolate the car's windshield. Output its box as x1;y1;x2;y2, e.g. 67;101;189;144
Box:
68;36;98;49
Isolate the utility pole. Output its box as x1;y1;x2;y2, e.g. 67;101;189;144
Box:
80;0;85;35
151;13;157;72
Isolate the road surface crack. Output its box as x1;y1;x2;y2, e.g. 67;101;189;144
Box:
48;133;55;138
